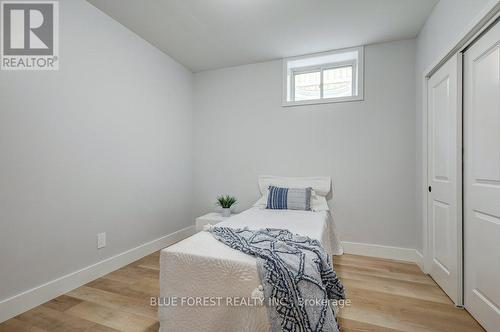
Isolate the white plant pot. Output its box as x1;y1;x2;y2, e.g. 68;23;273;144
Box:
221;208;231;217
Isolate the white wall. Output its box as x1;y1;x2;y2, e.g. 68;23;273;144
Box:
415;0;494;252
193;39;417;249
0;0;193;303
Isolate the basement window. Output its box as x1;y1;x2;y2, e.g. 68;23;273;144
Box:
283;46;364;106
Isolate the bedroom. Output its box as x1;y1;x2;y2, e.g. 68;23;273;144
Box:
0;0;499;331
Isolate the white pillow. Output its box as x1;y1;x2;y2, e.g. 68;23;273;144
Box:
310;193;330;212
253;194;268;209
258;176;332;197
253;189;330;212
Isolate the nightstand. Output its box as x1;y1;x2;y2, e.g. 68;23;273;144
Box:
195;212;227;232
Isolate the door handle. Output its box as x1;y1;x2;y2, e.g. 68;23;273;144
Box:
428;186;432;192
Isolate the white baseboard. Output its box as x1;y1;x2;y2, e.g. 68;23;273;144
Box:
0;225;195;323
342;241;423;268
414;250;424;272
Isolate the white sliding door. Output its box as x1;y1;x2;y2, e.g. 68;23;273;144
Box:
427;55;461;304
464;21;500;331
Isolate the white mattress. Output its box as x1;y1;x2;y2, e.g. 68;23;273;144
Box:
159;207;343;332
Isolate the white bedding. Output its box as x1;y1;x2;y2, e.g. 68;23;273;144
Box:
158;207;343;332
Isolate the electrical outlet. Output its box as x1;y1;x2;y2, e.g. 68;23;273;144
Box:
97;232;106;249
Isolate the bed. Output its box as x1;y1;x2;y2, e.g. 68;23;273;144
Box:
158;176;343;332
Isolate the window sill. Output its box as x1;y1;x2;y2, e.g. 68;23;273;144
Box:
282;95;364;107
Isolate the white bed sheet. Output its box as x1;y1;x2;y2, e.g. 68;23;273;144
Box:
158;207;343;332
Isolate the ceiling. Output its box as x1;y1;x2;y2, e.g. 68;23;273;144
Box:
88;0;438;72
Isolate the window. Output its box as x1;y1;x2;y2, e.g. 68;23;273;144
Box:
294;71;320;101
283;46;363;106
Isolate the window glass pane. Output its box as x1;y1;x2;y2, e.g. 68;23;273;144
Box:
294;71;320;101
323;66;352;98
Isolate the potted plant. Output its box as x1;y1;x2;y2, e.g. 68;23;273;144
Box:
216;195;237;217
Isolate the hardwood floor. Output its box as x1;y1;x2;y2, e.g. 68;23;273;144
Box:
0;252;483;332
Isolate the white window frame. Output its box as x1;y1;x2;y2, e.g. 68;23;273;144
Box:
282;46;364;107
291;60;356;101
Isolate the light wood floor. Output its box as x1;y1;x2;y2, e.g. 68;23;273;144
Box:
0;252;484;332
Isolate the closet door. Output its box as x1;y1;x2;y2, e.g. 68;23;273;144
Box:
427;55;460;304
464;21;500;331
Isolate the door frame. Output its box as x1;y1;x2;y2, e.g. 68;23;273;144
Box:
421;1;500;307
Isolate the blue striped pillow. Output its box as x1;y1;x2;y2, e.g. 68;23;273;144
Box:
266;186;311;210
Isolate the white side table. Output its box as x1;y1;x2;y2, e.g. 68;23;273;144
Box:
195;212;227;232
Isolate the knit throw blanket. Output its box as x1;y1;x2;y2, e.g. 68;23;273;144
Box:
210;227;345;332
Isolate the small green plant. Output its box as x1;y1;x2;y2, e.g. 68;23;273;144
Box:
216;195;238;209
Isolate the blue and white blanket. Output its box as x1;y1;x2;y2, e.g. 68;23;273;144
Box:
210;227;345;332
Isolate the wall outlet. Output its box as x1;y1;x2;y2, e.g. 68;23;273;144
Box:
97;232;106;249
